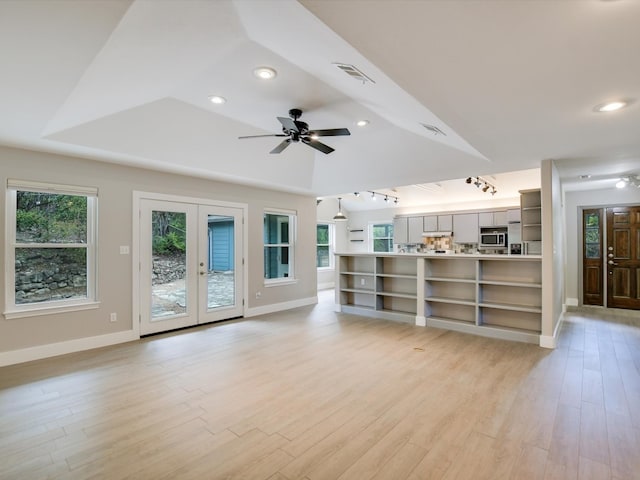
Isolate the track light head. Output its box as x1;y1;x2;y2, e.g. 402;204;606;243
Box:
465;177;472;184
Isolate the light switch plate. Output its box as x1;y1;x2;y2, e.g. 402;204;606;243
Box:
120;246;130;255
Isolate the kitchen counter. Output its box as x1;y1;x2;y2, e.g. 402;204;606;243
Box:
335;252;542;259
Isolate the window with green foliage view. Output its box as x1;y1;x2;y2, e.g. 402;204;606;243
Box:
8;182;97;311
317;223;333;268
372;223;394;252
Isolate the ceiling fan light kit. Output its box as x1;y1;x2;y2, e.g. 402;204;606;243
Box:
239;108;350;154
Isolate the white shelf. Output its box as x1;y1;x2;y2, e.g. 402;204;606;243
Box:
377;273;417;279
340;288;375;295
479;280;542;288
425;276;476;283
341;271;375;276
426;296;476;306
479;302;542;313
377;291;417;299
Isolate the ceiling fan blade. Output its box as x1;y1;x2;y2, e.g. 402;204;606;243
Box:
308;128;351;137
277;116;299;133
270;138;292;154
301;137;334;154
238;134;288;139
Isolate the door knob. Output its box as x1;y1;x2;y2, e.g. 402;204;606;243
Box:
608;246;613;251
608;260;618;265
608;253;614;258
200;271;206;275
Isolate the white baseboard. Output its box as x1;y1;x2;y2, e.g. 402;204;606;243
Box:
539;312;565;349
317;282;335;290
566;297;579;307
245;296;318;318
0;330;139;367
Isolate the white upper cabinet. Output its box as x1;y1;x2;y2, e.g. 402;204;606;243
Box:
408;216;424;243
479;210;508;227
393;217;408;244
453;213;479;243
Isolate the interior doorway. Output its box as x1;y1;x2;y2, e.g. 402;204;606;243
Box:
136;195;245;335
582;205;640;310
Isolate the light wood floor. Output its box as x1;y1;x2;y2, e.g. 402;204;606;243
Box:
1;290;639;480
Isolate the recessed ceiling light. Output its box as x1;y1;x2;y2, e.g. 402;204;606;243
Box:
616;179;627;188
593;100;628;112
356;120;369;127
253;67;277;80
209;95;226;105
579;174;591;179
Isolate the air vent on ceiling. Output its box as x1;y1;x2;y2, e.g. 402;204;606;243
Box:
333;63;375;84
421;124;446;136
413;183;442;193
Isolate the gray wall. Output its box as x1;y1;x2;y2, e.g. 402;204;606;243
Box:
0;146;317;353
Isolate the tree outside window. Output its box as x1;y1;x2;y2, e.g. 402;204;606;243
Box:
8;182;97;311
317;223;333;268
372;223;394;252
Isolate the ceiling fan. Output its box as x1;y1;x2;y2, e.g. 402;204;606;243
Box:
238;108;350;154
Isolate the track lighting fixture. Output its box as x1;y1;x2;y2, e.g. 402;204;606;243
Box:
354;192;360;197
365;191;399;204
465;176;497;196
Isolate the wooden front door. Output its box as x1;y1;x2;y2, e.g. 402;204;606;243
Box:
583;209;604;305
607;206;640;310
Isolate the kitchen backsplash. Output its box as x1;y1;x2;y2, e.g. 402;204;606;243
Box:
423;236;452;250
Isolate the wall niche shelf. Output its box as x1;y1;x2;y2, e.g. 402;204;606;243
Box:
336;254;543;344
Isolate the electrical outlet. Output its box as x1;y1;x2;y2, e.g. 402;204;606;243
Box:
360;278;366;286
256;291;261;299
119;246;129;255
110;313;117;322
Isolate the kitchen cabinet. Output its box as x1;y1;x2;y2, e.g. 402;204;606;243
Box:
423;215;437;232
394;216;426;244
479;210;508;227
393;217;408;244
408;216;424;243
507;208;521;223
423;214;452;232
453;213;479;244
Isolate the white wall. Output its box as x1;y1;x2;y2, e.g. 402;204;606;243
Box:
540;159;565;347
1;146;317;362
564;186;640;306
316;198;347;289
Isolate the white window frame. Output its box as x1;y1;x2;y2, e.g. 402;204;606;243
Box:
369;221;394;253
316;222;334;270
263;209;297;286
4;180;99;319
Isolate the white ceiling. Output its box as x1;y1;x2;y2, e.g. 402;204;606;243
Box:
1;0;639;206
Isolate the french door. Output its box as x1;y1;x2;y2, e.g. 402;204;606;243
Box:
139;199;244;335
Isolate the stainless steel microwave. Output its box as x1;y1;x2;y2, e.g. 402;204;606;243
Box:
480;232;508;248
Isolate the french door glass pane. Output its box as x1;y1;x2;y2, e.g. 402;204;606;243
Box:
151;210;187;319
207;214;235;309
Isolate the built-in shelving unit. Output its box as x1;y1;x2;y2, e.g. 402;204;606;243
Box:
520;189;542;242
337;255;417;323
336;254;543;344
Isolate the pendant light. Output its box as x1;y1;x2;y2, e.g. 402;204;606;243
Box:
333;197;347;221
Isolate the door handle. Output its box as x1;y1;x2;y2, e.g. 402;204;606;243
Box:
200;271;206;275
608;260;618;265
608;253;614;258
